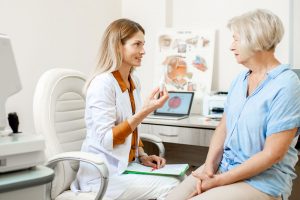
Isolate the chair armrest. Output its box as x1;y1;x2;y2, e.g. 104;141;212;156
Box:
48;152;107;167
140;133;165;157
47;151;108;200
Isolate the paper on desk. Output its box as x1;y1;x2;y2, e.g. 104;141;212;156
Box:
124;162;189;176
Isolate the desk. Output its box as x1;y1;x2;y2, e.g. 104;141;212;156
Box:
141;114;219;146
141;115;219;167
0;166;54;200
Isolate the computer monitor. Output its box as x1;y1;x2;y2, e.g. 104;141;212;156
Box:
0;34;22;133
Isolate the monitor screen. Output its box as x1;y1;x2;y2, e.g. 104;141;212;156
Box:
155;91;194;115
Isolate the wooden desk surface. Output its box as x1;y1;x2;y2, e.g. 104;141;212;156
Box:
142;114;219;129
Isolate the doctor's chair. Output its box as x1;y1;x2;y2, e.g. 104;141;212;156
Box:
33;68;165;200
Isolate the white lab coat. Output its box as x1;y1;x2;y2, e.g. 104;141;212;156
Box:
71;72;142;197
71;72;179;200
84;72;143;172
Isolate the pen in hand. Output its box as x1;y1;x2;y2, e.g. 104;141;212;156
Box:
159;81;165;93
159;73;166;97
151;166;158;171
141;155;166;171
151;160;161;171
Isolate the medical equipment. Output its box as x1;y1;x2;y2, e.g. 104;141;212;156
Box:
203;92;227;119
0;34;45;173
0;34;22;135
0;134;45;173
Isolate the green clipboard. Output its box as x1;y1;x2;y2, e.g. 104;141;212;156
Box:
123;163;189;176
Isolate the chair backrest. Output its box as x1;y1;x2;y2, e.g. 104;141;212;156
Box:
33;68;87;157
33;68;87;198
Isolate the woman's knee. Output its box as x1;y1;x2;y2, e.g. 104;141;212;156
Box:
165;172;200;200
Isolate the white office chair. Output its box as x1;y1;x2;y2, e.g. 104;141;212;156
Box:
33;68;165;200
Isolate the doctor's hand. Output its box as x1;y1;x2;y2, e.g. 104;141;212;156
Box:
142;87;169;113
139;155;166;169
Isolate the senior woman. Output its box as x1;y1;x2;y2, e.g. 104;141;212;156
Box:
166;9;300;200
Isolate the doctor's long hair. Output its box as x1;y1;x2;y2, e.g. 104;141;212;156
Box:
84;18;145;92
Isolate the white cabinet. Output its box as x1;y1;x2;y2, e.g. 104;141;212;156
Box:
140;124;214;146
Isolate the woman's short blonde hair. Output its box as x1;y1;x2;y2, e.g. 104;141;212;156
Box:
227;9;284;56
85;18;144;92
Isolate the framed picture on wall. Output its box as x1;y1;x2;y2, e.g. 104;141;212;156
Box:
154;29;216;113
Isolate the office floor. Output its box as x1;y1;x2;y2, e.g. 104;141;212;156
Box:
144;142;300;200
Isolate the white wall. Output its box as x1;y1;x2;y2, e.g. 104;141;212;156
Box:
0;0;121;133
1;0;292;133
122;0;167;98
122;0;290;93
173;0;290;91
291;0;300;68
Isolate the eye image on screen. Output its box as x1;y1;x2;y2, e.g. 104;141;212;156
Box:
156;92;193;115
168;96;181;110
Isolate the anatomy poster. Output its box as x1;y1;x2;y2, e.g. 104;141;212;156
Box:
154;29;215;104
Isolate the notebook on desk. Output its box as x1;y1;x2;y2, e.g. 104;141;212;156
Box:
124;162;189;176
147;91;194;120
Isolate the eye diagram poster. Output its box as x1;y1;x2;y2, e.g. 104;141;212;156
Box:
154;29;215;113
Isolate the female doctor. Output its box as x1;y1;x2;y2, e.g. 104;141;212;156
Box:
166;9;300;200
71;19;179;200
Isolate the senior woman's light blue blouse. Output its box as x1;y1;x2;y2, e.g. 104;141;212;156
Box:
220;64;300;199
